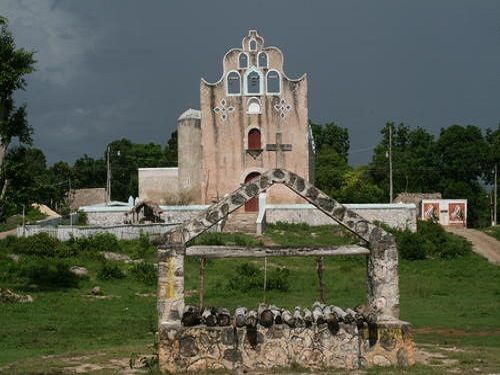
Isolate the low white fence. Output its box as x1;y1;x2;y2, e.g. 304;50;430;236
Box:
17;223;178;241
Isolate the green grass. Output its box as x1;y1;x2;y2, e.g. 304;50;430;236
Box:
0;230;499;373
265;222;358;247
483;225;500;241
188;231;263;246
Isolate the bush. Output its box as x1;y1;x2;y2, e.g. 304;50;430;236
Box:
227;262;290;292
394;221;472;260
22;259;80;288
130;261;157;285
22;233;60;257
77;211;88;226
98;262;125;280
129;233;155;259
67;233;119;255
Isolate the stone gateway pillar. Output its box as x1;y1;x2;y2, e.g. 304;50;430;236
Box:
367;228;400;322
157;244;185;326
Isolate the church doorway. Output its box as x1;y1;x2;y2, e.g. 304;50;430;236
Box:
244;172;261;212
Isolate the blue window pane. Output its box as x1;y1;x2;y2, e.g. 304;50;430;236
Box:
239;53;248;69
227;72;241;94
249;40;256;51
267;71;280;94
258;53;267;68
247;71;260;94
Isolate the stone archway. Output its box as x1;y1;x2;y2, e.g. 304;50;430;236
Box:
158;168;411;372
161;168;400;323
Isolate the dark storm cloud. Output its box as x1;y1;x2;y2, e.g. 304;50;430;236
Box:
2;0;500;164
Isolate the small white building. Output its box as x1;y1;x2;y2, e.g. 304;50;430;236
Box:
421;199;467;227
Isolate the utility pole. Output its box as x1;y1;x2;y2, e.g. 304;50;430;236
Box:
494;164;498;226
69;176;73;227
389;124;393;203
21;203;25;237
106;146;111;205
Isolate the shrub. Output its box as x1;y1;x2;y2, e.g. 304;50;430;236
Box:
77;211;88;226
267;267;290;292
227;262;290;292
396;230;428;260
22;259;80;288
86;233;120;252
394;221;472;260
67;233;119;255
131;233;155;259
130;261;157;285
98;262;125;280
22;233;60;257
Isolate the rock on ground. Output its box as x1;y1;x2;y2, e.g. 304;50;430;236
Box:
0;288;33;303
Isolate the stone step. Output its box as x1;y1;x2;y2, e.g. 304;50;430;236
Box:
223;213;258;234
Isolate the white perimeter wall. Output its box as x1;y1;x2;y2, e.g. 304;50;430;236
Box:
266;203;417;232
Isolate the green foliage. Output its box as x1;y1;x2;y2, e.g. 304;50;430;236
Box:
394;221;472;260
483;226;500;241
340;166;385;203
68;233;119;254
21;258;80;288
130;261;157;286
370;122;440;200
314;146;350;199
310;121;350;161
77;210;88;226
4;147;49;208
227;262;290;292
98;262;125;280
0;17;36;214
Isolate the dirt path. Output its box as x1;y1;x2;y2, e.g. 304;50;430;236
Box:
444;226;500;265
0;228;16;239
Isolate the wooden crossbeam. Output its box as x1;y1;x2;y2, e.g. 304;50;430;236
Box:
185;245;369;258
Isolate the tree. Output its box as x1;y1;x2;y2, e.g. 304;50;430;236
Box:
310;121;350;161
436;125;490;227
370;122;440;199
340;167;385;203
72;154;106;189
4;147;48;210
436;125;488;183
0;17;36;204
314;146;350;199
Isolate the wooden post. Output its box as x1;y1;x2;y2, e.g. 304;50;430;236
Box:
199;257;206;311
316;256;325;304
263;257;268;303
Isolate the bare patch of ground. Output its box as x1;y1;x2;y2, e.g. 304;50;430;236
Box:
445;226;500;264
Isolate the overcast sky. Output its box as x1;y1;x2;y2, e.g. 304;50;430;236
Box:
2;0;499;165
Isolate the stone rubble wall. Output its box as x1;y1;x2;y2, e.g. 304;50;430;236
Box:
158;322;414;373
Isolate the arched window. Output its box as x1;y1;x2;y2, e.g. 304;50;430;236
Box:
266;69;281;95
245;69;262;95
226;71;241;95
258;52;268;68
247;97;261;114
248;128;262;150
239;53;248;69
249;39;257;51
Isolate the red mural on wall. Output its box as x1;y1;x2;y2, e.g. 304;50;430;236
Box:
448;203;465;223
423;203;439;221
